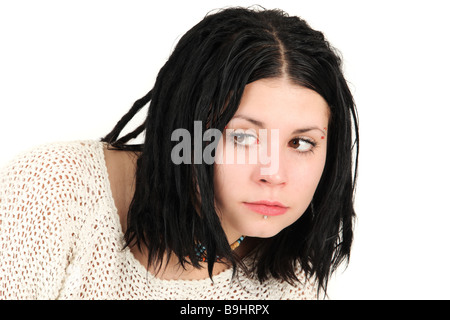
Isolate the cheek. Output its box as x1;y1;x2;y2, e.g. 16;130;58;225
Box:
214;163;250;204
289;156;326;206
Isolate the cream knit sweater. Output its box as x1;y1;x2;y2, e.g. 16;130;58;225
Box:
0;140;317;299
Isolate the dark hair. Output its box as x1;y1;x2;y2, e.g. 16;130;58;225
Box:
102;6;359;295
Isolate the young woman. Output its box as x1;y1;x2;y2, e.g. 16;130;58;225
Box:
0;7;358;299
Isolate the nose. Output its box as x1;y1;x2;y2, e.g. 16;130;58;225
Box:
254;140;287;186
258;171;287;185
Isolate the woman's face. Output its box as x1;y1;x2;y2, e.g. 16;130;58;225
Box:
214;77;329;242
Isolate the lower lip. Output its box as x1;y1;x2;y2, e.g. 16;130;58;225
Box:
243;203;288;216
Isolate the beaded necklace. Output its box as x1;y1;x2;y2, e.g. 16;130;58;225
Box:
194;236;245;262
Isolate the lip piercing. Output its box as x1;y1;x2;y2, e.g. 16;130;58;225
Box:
263;215;268;219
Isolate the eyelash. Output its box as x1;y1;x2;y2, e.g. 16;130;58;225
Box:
228;132;258;148
227;131;317;155
289;137;317;155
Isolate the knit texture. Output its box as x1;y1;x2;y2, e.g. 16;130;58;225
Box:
0;140;317;299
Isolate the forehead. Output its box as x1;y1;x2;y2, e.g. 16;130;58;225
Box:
234;78;330;128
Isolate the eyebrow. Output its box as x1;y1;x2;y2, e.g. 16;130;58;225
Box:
231;114;326;135
232;114;264;127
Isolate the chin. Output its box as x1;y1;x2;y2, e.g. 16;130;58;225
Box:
243;225;284;239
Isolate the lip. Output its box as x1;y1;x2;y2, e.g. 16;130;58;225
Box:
243;200;288;216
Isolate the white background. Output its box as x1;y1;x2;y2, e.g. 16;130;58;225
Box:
1;0;449;299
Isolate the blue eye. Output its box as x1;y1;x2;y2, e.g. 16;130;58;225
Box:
229;130;258;147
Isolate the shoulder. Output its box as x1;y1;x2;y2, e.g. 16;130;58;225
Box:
1;140;106;183
0;140;108;217
0;140;107;299
282;263;319;300
1;140;105;168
